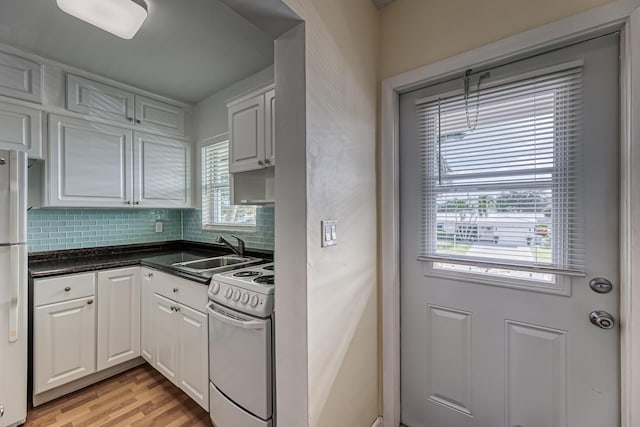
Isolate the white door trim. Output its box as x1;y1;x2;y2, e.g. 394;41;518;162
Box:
380;1;640;426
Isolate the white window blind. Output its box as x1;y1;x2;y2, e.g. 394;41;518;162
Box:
202;141;256;228
418;65;584;276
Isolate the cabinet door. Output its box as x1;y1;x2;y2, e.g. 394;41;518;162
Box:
0;101;43;159
133;132;191;208
140;268;155;363
228;95;265;173
66;74;134;124
34;296;96;394
97;267;141;371
178;304;209;411
152;293;179;386
0;50;42;103
264;89;275;167
48;115;134;207
134;95;185;136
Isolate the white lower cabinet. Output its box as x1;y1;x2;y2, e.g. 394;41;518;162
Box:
152;293;180;385
178;304;209;409
97;267;141;371
146;270;209;411
34;295;96;394
140;268;155;363
33;267;139;396
34;266;208;411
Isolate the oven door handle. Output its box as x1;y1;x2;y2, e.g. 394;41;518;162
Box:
207;303;266;330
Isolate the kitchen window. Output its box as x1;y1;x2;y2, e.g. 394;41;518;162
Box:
418;63;584;284
202;139;256;229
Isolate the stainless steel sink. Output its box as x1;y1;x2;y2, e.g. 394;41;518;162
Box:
172;255;262;274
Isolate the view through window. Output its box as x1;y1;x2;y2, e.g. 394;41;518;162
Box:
202;141;257;228
418;66;584;282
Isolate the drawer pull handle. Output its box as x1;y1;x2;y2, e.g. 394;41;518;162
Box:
64;287;71;292
173;288;178;293
147;273;153;278
87;300;94;305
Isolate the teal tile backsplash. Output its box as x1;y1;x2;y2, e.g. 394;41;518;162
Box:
27;207;275;252
182;208;274;251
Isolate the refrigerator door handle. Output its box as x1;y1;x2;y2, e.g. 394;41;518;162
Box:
8;245;20;342
8;151;26;245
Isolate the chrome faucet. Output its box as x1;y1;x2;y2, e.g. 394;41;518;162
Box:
216;235;245;257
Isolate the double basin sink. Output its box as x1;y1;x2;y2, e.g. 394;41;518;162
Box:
171;255;263;275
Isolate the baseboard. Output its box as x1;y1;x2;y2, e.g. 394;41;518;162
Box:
32;357;145;406
371;416;383;427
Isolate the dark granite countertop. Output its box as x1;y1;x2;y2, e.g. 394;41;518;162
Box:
29;240;273;285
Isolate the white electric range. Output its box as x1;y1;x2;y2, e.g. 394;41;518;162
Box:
207;262;275;427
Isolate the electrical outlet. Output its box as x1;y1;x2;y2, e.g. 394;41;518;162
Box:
155;221;163;233
321;220;337;247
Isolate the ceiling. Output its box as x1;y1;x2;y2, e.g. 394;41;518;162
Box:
0;0;274;103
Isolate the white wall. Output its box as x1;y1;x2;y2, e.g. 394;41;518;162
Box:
194;64;274;141
379;0;618;79
280;1;380;426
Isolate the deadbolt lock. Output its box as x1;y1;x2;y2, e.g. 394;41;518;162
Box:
589;278;613;294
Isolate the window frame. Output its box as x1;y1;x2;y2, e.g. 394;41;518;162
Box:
201;134;257;231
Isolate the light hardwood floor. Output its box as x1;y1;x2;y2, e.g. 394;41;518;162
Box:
25;364;213;427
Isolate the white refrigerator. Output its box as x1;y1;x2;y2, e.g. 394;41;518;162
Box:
0;150;27;427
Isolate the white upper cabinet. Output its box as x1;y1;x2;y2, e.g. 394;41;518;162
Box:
229;94;264;173
66;74;135;124
67;74;187;136
133;132;192;208
48;114;133;208
264;88;275;167
0;100;43;159
135;95;185;136
0;50;42;103
47;116;193;208
228;86;275;173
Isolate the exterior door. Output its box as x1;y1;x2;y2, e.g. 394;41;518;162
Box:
399;34;620;427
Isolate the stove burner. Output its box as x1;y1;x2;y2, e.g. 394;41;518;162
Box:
234;271;261;278
254;275;274;285
262;265;274;271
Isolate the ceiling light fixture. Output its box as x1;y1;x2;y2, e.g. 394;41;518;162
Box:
56;0;148;40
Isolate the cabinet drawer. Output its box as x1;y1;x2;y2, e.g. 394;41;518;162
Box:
150;270;208;312
34;272;96;306
178;280;208;313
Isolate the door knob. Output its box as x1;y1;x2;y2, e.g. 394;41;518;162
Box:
590;310;615;329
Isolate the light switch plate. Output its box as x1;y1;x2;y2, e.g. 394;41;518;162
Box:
321;220;337;247
155;221;163;233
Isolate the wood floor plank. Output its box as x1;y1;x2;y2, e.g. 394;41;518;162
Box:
25;364;213;427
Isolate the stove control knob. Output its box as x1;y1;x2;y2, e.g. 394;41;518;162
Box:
250;295;259;307
210;282;220;295
241;292;249;304
232;289;241;301
224;287;233;298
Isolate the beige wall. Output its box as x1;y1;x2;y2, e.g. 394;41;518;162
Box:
379;0;617;79
280;1;379;426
